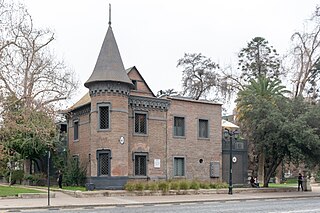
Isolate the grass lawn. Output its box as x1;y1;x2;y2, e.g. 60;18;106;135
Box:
268;183;297;188
0;185;44;197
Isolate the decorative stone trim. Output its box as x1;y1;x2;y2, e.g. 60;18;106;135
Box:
88;82;130;96
71;104;91;117
129;96;170;111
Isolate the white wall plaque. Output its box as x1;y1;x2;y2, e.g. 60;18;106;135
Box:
154;159;160;168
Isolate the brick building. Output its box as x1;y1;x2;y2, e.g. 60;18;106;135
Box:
66;17;222;189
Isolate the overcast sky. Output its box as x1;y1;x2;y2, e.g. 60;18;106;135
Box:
22;0;319;111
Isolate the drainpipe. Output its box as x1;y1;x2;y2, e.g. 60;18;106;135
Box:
165;109;168;181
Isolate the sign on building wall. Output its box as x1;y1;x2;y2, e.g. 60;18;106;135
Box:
154;159;161;168
210;161;220;178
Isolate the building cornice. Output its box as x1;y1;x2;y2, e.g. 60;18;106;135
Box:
129;96;170;111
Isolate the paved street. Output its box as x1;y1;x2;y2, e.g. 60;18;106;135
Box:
0;184;319;212
7;197;320;213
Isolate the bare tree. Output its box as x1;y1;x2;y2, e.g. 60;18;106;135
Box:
156;88;179;97
290;7;320;100
0;0;78;113
177;53;220;100
0;0;78;174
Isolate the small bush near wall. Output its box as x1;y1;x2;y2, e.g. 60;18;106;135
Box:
158;181;170;192
179;180;190;190
190;180;200;190
145;182;158;191
124;180;228;192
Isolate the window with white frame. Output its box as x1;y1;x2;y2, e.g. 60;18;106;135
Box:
134;112;147;134
174;157;185;176
174;116;185;137
198;119;209;138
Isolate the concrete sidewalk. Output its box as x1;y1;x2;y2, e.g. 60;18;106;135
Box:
0;185;319;211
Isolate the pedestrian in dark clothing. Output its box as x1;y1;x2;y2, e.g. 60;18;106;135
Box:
57;170;63;189
298;173;303;191
250;176;259;188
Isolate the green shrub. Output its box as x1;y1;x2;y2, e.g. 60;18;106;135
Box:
190;180;200;190
124;182;135;191
135;182;144;191
24;173;46;185
200;182;210;189
4;170;24;184
63;158;87;186
158;181;170;192
210;182;228;189
170;181;180;190
179;180;190;190
146;182;158;191
12;170;24;184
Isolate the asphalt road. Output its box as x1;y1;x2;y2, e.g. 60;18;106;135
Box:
16;197;320;213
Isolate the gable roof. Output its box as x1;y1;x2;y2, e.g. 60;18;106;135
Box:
126;66;156;97
68;93;91;111
84;25;133;88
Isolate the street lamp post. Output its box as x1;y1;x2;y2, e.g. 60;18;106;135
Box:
224;128;239;195
47;150;50;206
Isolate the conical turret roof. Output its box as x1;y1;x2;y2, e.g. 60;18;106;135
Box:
84;25;133;88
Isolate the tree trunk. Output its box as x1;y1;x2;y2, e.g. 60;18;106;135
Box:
258;153;265;185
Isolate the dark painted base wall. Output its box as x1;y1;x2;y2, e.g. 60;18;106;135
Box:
86;176;128;190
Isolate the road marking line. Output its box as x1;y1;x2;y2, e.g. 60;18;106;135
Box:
125;205;144;208
269;209;320;213
155;204;172;206
225;200;240;203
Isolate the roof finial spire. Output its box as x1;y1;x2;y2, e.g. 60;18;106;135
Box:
108;3;111;26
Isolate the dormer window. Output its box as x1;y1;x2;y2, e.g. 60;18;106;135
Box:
132;80;137;90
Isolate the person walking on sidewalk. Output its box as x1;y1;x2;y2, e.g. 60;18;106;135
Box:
57;170;63;189
298;173;304;191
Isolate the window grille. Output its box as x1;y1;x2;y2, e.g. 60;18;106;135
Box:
99;106;109;129
98;152;110;176
199;119;209;138
135;113;147;134
134;155;147;176
74;121;79;140
174;117;185;136
174;157;185;176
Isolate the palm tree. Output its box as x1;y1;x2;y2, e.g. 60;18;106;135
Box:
235;76;291;187
236;76;290;121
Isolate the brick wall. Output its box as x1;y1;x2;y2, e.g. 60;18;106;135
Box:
68;94;222;182
167;98;222;181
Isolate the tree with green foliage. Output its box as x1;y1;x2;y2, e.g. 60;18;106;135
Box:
63;156;87;186
0;95;58;179
177;53;220;100
238;37;281;81
237;76;320;186
237;76;290;186
0;96;56;159
0;0;78;177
